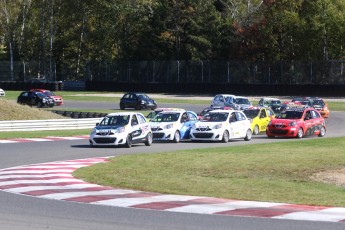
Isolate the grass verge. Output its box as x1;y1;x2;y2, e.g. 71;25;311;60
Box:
0;129;91;139
74;137;345;207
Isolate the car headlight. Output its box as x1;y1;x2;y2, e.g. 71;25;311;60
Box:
213;123;222;129
91;128;97;135
141;100;145;104
164;124;174;129
42;98;47;102
114;127;125;133
288;121;297;126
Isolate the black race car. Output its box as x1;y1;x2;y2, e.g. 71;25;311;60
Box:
17;91;55;108
119;92;157;110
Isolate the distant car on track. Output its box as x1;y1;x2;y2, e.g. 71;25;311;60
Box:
17;91;55;108
266;107;326;138
211;94;236;107
89;112;153;148
146;108;184;120
257;97;282;113
197;106;233;120
30;89;64;106
307;97;330;118
190;110;252;142
119;92;157;110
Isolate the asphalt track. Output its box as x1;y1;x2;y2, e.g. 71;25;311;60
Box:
0;100;345;230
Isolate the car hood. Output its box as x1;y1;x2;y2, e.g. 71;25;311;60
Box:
149;122;174;127
94;125;124;130
194;121;224;128
270;118;302;125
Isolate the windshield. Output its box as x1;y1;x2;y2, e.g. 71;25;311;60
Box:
312;100;325;106
151;113;180;122
279;110;303;119
243;109;260;119
269;100;281;105
202;112;229;122
138;94;149;100
100;115;130;126
234;98;250;105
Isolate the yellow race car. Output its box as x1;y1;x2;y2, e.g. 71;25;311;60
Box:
243;107;275;135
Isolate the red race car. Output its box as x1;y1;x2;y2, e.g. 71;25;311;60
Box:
30;89;64;106
266;107;326;138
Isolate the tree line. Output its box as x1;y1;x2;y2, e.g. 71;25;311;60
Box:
0;0;345;81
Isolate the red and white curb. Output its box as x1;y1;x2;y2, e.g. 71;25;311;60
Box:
0;135;89;144
0;157;344;223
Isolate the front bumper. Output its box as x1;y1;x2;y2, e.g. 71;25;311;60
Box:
89;133;127;146
190;129;224;141
152;130;175;141
266;126;298;137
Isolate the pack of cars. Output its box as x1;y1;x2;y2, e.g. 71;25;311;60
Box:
17;91;55;108
87;93;329;148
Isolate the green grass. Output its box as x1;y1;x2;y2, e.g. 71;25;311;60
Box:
74;137;345;207
0;129;91;139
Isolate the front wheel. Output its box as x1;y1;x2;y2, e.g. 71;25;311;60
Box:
221;130;229;143
253;125;259;135
296;128;303;138
244;129;252;141
120;103;125;110
318;126;326;137
173;130;180;143
37;102;43;108
145;132;153;146
125;135;132;148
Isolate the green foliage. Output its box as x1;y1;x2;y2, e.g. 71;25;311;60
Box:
1;0;345;72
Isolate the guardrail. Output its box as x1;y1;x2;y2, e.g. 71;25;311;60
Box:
0;118;102;132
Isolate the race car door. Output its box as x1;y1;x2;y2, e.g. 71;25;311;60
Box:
229;111;241;138
179;112;198;139
130;114;147;142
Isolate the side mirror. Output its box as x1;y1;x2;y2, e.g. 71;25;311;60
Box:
96;123;99;126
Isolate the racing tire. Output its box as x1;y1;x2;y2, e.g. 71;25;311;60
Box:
244;129;252;141
221;130;229;143
120;103;125;110
37;102;43;108
125;135;132;148
318;126;326;137
253;125;259;135
173;130;180;143
145;132;153;146
296;128;303;138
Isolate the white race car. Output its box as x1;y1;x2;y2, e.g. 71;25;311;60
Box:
0;88;5;97
89;112;152;148
190;110;252;142
149;110;198;143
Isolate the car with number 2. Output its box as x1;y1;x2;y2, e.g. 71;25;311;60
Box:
149;110;198;143
266;108;326;138
190;110;252;142
89;112;153;148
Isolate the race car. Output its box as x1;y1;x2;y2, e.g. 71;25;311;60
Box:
89;112;153;148
149;110;198;143
307;97;330;118
30;89;64;106
197;106;233;120
190;110;252;142
266;107;326;138
243;107;275;135
146;107;184;120
257;97;282;113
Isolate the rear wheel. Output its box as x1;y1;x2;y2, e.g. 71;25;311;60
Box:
244;129;252;141
253;125;259;135
120;103;125;110
125;135;132;148
145;132;153;146
318;126;326;137
173;131;180;143
296;128;303;138
37;102;43;108
221;130;229;143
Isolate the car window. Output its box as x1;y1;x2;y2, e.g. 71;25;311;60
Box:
243;109;259;119
123;94;130;99
260;109;266;118
137;114;147;124
181;113;189;122
100;115;129;126
310;110;320;118
131;115;139;126
187;112;198;121
236;112;247;121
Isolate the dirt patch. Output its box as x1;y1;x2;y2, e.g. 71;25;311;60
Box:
311;169;345;187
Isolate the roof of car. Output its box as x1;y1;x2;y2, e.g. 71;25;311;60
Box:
107;112;143;116
260;97;281;101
